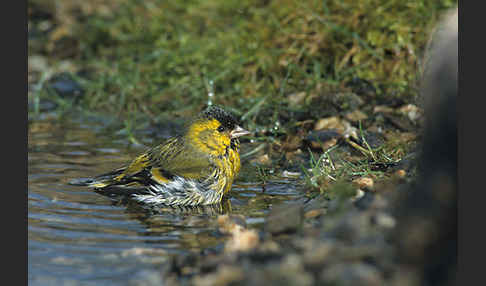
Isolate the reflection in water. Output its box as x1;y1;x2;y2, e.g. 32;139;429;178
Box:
28;117;302;285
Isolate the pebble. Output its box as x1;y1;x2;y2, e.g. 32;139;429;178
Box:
47;72;84;99
353;177;374;189
192;266;244;286
282;170;302;178
398;104;422;122
265;203;303;235
320;263;384;286
304;209;325;219
345;110;368;122
345;77;376;96
302;242;333;266
287;91;307;105
314;116;345;132
217;214;247;235
356;131;385;149
306;129;341;150
374;213;396;228
224;228;259;253
330;92;365;110
395;169;407;178
350;189;365;203
354;192;376;210
373;105;394;113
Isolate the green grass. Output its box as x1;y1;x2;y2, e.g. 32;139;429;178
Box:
301;127;411;197
30;0;456;118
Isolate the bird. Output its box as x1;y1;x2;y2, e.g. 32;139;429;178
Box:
70;106;250;207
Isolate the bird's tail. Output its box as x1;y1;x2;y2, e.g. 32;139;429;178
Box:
68;169;125;188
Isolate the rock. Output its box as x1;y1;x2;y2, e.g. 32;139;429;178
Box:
306;131;340;151
265;203;303;235
310;116;358;146
320;263;384;286
345;110;368;122
255;154;271;165
350;189;365;203
302;241;333;267
394;169;407;178
345;77;376;96
219;216;260;253
381;113;416;132
46;72;84;100
287;91;307;106
314;116;344;132
373;213;396;229
247;254;314;286
193;265;244;286
224;228;260;253
281;170;302;178
330;92;364;111
28;98;58;112
352;177;374;189
327;212;372;243
304;209;325;219
306;129;341;145
373;105;395;114
356;130;385;149
354;192;376;210
277;254;314;285
28;55;49;74
217;214;247;235
398;104;422;122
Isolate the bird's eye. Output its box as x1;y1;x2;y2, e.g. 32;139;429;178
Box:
217;126;225;132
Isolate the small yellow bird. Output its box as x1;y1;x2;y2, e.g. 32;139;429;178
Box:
70;106;250;207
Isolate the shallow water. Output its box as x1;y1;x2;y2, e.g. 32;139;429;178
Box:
28;115;303;285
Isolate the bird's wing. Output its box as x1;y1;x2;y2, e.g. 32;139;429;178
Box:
111;136;215;187
147;138;216;181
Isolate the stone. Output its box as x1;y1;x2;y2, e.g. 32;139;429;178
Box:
265;203;303;235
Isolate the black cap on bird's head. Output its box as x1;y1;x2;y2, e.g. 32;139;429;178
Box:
200;105;250;139
202;105;237;129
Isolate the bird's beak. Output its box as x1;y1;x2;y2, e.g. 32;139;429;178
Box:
230;125;251;139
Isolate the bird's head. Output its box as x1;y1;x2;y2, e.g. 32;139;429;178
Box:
186;106;250;156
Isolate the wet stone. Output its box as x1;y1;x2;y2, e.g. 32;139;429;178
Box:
224;228;260;253
306;129;342;143
345;77;376;97
313;116;345;132
381;113;416;132
345;110;368;122
304;209;325;219
320;263;384;286
28;98;58;112
46;72;84;100
265;203;303;235
302;241;334;267
356;131;385;149
305;129;342;151
398;104;422;122
245;254;315;286
353;177;374;189
354;192;376;211
330;92;365;111
192;265;244;286
217;214;247;235
393;152;417;172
